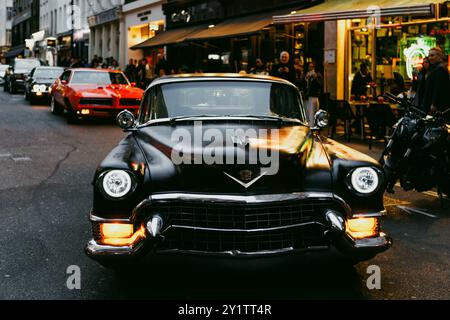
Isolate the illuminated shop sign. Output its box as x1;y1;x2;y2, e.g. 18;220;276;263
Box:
403;38;434;79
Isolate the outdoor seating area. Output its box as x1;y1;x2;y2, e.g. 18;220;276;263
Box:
324;97;400;149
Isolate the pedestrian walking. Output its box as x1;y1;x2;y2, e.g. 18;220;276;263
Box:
125;59;137;83
305;62;323;127
270;51;296;84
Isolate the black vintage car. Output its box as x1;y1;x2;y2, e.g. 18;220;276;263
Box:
3;58;43;94
85;74;392;269
24;66;64;104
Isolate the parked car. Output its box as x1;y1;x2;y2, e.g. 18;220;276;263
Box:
24;66;65;104
85;74;392;270
50;68;143;124
0;64;9;86
4;58;43;93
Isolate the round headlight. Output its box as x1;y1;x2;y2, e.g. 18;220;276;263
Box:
33;84;40;91
350;167;380;194
102;170;133;199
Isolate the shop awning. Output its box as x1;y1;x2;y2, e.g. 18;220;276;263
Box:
273;0;441;23
4;45;25;58
131;25;208;49
185;6;313;41
185;12;277;41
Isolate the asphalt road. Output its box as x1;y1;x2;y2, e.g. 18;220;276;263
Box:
0;89;448;300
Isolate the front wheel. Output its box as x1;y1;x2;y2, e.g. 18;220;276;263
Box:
50;96;62;115
9;82;16;94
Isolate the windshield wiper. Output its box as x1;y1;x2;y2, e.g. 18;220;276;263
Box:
236;115;302;124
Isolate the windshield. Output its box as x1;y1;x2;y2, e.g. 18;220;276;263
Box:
34;68;64;79
15;59;41;70
140;81;306;123
71;71;129;85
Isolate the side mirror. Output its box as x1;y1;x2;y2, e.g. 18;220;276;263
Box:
117;110;136;130
130;82;136;87
61;80;68;85
314;110;329;130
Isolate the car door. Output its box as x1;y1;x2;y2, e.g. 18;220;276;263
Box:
53;70;71;105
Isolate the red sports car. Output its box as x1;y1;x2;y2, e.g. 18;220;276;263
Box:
50;68;144;123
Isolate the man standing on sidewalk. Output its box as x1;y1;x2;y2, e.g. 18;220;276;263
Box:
422;47;450;115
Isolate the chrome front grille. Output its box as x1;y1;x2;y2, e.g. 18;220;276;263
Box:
149;199;333;230
79;98;113;106
159;225;328;253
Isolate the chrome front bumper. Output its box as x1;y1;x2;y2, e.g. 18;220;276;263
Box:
85;192;392;261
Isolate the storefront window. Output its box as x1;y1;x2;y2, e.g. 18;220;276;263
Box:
349;18;450;98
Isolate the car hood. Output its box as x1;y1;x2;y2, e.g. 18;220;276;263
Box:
134;121;334;194
71;84;143;98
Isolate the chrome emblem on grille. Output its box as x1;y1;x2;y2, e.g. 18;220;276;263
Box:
240;170;253;182
224;170;267;189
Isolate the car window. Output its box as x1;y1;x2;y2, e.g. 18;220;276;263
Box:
71;71;129;85
34;68;64;79
140;86;169;123
140;81;306;123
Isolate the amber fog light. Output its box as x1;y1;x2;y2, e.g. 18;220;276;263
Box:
100;224;146;246
346;218;379;239
101;223;134;239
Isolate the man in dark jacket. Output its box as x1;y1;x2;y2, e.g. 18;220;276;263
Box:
351;63;373;99
270;51;297;84
422;47;450;114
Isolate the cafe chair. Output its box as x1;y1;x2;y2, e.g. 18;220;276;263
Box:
364;103;396;150
328;99;355;142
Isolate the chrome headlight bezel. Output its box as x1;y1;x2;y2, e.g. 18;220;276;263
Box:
97;170;137;200
345;167;382;196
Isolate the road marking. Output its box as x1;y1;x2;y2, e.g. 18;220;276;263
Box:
397;205;438;218
12;157;32;162
0;153;12;158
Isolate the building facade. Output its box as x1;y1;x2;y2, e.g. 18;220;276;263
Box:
274;0;450;100
39;0;90;66
123;0;164;66
6;0;40;60
0;0;14;63
87;0;125;66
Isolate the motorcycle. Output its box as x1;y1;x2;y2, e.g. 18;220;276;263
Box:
379;92;450;202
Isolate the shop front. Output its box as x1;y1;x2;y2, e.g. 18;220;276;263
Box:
132;0;322;74
274;0;450;100
57;30;73;67
123;0;165;68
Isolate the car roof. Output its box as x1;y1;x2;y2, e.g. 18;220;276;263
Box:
34;66;64;69
70;68;122;73
149;73;296;89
